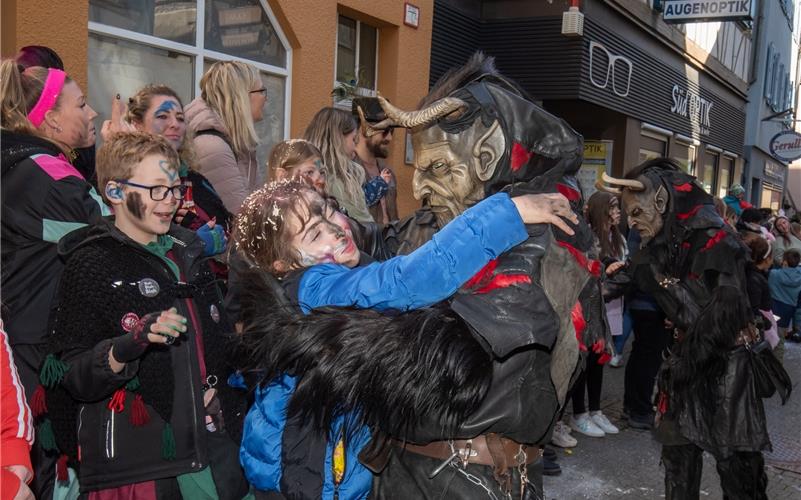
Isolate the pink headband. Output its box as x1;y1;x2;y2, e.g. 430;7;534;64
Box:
27;68;67;128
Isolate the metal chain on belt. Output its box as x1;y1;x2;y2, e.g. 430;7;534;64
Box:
450;461;502;500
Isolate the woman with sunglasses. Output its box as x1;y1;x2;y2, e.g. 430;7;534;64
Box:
185;61;266;213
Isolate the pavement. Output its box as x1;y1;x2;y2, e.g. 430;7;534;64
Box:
542;339;801;499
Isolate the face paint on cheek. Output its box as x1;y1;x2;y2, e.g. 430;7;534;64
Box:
126;191;146;220
298;247;336;267
159;160;179;183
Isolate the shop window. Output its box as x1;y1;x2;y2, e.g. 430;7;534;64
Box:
89;0;197;45
336;15;378;91
639;132;667;163
88;0;290;172
761;182;783;211
701;151;718;195
205;0;287;67
717;157;734;199
672;141;696;175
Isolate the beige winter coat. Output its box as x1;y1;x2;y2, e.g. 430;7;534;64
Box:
185;97;258;213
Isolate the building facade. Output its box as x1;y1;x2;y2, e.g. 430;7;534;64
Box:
1;0;434;216
743;0;798;212
431;0;751;200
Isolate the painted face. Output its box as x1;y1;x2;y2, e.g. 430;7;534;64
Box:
286;191;360;269
324;201;355;243
367;128;392;158
343;129;358;160
49;81;98;149
141;96;186;151
291;157;327;195
412;121;503;226
620;178;665;244
116;155;181;242
249;85;267;123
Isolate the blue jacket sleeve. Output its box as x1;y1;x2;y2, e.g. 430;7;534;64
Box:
297;192;528;314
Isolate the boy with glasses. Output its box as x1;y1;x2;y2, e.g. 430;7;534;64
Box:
39;132;247;499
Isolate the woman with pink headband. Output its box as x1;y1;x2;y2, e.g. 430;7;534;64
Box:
1;59;110;499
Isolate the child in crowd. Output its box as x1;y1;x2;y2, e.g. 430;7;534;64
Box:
745;237;780;353
769;249;801;349
41;132;247;499
234;180;577;499
268;138;327;195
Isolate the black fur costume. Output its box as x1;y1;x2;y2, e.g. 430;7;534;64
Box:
620;160;791;499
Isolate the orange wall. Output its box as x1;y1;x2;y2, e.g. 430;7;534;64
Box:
0;0;89;90
269;0;433;217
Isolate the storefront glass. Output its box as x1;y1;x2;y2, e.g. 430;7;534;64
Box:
90;0;197;45
701;151;718;194
672;142;696;175
761;183;783;211
717;157;733;198
639;134;667;163
204;0;287;67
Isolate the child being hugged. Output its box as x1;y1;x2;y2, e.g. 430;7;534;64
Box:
234;180;577;499
40;132;247;499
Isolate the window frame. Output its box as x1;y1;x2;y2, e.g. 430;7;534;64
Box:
88;0;292;140
333;14;380;100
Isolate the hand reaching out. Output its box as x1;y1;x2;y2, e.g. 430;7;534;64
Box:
511;193;579;235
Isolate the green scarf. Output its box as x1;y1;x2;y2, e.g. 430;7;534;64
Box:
142;234;180;279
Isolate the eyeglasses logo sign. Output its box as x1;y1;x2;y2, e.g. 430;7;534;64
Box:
588;41;633;98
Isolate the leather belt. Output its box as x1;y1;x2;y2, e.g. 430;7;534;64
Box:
395;434;541;468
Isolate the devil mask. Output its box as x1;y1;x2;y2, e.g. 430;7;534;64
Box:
374;53;583;226
597;158;720;246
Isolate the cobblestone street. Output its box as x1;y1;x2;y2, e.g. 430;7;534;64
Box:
543;341;801;499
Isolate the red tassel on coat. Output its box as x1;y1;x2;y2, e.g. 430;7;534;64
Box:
129;394;150;427
30;384;48;418
56;454;69;482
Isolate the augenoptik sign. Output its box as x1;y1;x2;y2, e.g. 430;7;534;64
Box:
660;0;753;23
769;130;801;163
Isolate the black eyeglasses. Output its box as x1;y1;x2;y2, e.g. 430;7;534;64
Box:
250;88;267;95
117;180;188;201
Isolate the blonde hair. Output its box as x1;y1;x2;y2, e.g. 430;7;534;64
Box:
126;84;196;169
200;60;260;157
96;131;180;203
0;60;71;138
268;139;322;178
303;108;367;216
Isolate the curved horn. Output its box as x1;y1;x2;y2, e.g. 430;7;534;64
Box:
377;95;466;129
595;181;621;195
356;105;382;137
601;172;645;191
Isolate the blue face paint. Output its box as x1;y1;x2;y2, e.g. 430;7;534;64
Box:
154;100;178;116
159;160;179;183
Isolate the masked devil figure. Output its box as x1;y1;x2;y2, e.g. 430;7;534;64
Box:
239;53;611;499
598;158;791;500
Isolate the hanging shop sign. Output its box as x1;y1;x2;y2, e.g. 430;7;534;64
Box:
660;0;753;23
769;130;801;163
670;84;713;135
